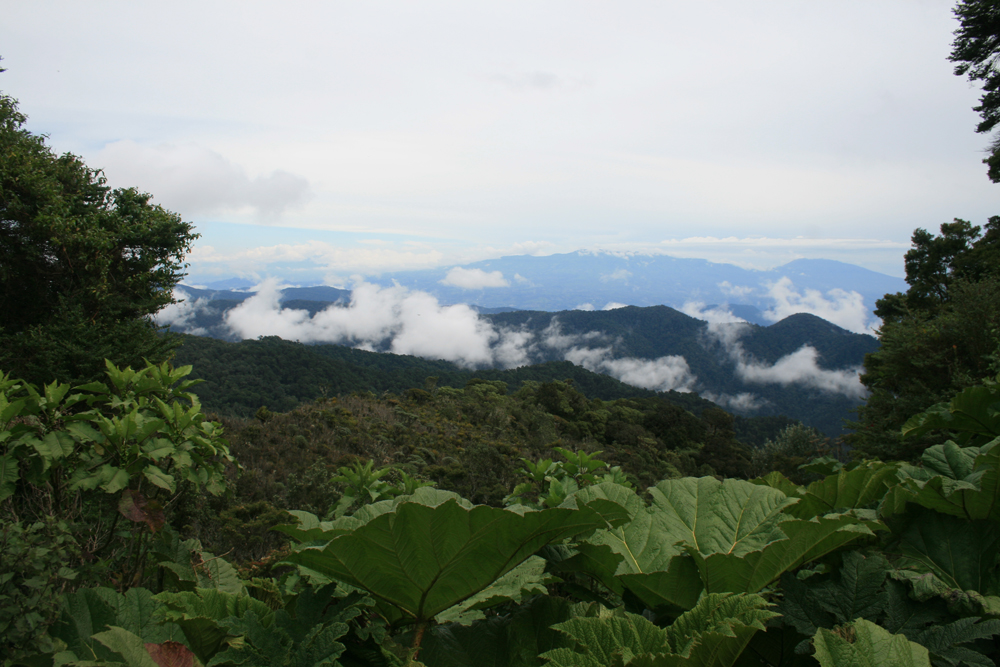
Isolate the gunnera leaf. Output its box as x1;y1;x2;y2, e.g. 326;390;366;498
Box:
49;587;186;663
436;555;555;625
153;588;274;664
775;464;899;520
541;593;775;667
793;551;889;629
812;619;931;667
883;579;1000;667
278;491;616;625
882;439;1000;522
888;506;1000;595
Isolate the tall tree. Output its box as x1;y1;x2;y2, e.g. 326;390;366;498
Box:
848;218;1000;461
950;0;1000;181
0;90;197;385
875;216;1000;320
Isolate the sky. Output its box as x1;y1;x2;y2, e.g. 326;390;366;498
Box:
2;0;997;281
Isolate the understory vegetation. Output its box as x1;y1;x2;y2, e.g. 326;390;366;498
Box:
3;359;1000;666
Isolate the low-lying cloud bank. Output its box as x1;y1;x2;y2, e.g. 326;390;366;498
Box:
737;346;865;398
762;278;877;335
685;309;866;400
160;282;866;405
222;280;531;368
543;321;697;393
156;288;210;337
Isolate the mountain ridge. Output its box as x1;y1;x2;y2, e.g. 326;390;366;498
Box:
163;297;876;435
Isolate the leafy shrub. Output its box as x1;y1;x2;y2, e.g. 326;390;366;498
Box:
0;517;80;661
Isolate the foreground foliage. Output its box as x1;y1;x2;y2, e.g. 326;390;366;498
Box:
4;365;1000;666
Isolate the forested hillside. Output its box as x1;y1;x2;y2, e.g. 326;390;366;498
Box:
171;303;876;435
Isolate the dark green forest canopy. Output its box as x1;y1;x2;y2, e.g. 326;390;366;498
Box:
0;92;195;386
173;333;813;441
850;216;1000;461
174;333;718;415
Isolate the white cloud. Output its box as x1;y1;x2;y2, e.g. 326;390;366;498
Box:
602;302;628;310
703;392;766;412
563;346;697;393
718;281;755;299
680;301;747;325
701;319;865;399
484;71;589;92
540;319;607;350
737;346;866;399
439;267;510;289
160;281;864;400
763;277;878;334
574;303;596;311
221;279;530;368
97;141;311;219
154;288;209;336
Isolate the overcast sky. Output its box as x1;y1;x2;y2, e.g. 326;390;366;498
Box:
2;0;996;281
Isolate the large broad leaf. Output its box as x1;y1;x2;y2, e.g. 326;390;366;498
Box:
559;481;644;528
881;441;1000;521
49;587;187;665
647;478;794;557
883;580;1000;667
89;627;199;667
436;555;555;624
902;384;1000;446
812;619;931;667
279;490;615;625
90;626;161;667
154;537;245;595
540;593;776;667
906;617;1000;667
888;506;1000;596
566;478;793;602
920;442;980;480
603;478;877;610
153;588;275;664
50;587;126;663
554;502;677;596
209;609;349;667
617;556;705;612
775;464;898;520
779;551;889;641
688;513;875;599
0;452;19;502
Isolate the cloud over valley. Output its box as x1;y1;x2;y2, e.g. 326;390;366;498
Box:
160;280;868;411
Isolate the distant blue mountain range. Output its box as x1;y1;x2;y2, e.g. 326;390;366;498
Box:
189;251;906;326
367;252;905;316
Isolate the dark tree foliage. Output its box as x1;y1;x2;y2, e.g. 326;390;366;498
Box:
849;217;1000;460
172;334;721;416
876;217;1000;320
0;91;197;385
950;0;1000;180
